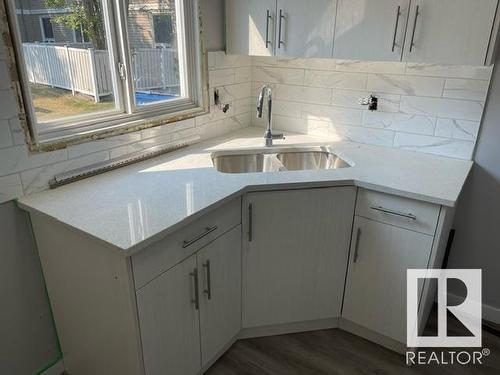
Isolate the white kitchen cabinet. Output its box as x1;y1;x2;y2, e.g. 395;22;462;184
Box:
226;0;337;58
403;0;498;65
333;0;498;65
242;187;356;328
226;0;277;56
342;216;434;343
136;254;201;375
333;0;410;61
198;226;241;367
275;0;337;58
137;225;242;375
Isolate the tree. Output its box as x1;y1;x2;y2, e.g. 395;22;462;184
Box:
45;0;106;49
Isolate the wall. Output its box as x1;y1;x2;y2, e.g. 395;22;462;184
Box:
252;57;492;160
447;52;500;323
0;201;60;374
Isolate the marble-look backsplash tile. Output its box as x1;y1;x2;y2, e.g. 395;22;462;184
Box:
0;49;493;202
252;57;492;160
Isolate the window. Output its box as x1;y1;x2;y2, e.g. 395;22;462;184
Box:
5;0;206;150
153;14;173;47
40;17;55;43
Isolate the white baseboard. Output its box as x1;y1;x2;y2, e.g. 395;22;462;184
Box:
448;293;500;325
40;359;64;375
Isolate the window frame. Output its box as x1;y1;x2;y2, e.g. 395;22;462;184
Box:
4;0;208;152
39;16;55;43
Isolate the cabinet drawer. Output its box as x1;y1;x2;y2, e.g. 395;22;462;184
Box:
132;198;241;289
355;189;440;235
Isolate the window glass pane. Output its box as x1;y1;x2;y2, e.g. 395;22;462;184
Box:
15;0;118;126
127;0;183;106
41;17;54;41
153;14;172;45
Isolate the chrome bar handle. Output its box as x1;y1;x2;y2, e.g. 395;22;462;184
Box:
409;5;420;53
353;227;362;263
202;260;212;300
182;226;217;248
265;10;272;49
278;9;285;48
248;203;253;242
391;6;401;52
370;206;417;220
190;268;200;310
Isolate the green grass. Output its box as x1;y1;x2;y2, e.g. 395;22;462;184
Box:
30;84;114;123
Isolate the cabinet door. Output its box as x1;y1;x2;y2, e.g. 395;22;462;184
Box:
342;216;433;343
403;0;497;65
198;225;242;367
136;254;200;375
333;0;410;61
226;0;277;56
275;0;337;58
243;187;356;328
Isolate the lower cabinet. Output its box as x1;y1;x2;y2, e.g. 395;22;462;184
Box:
136;225;242;375
342;216;434;343
242;187;356;328
198;226;241;366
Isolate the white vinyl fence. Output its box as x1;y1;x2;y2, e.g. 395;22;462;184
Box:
132;48;180;91
23;43;180;102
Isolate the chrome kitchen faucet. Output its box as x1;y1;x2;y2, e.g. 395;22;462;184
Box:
256;85;284;147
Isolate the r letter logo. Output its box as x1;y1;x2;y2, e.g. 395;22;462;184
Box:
407;269;482;348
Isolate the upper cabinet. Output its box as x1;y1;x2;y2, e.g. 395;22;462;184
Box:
226;0;337;58
334;0;411;62
226;0;499;65
403;0;498;65
274;0;337;58
226;0;277;56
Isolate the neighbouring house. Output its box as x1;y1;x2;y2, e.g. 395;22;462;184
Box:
15;0;177;50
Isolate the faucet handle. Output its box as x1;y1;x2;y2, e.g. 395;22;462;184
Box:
272;133;285;140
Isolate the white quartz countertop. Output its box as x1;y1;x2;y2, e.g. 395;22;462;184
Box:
18;127;472;255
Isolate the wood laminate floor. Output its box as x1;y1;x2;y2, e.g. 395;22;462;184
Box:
206;310;500;375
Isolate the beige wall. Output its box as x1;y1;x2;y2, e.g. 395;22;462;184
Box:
447;48;500;323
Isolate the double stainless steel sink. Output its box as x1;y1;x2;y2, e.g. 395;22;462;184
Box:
212;147;352;174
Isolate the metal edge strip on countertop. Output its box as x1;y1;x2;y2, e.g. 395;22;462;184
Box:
49;136;200;189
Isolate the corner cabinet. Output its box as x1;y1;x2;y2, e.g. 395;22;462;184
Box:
242;187;356;329
226;0;338;58
227;0;499;65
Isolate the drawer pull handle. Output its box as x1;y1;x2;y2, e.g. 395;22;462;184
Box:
265;10;273;49
370;206;417;220
203;260;212;300
409;5;420;53
278;9;285;48
183;226;218;248
391;6;401;52
248;203;253;242
190;268;200;310
353;227;362;263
